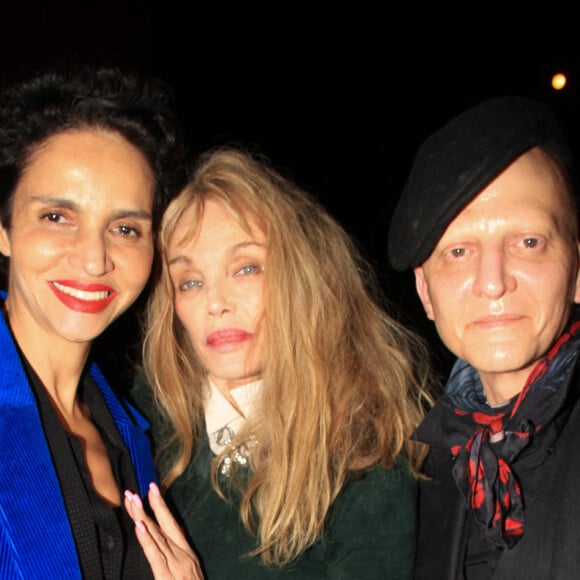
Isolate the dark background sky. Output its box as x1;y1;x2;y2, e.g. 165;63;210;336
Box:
3;1;579;378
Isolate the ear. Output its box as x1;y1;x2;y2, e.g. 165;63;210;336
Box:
574;242;580;304
0;224;11;257
414;266;435;320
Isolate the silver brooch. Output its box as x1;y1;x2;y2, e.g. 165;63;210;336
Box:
214;425;258;476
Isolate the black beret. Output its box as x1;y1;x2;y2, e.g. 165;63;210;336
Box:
388;96;572;271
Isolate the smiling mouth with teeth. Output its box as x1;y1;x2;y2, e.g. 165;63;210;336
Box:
52;281;111;301
49;281;116;314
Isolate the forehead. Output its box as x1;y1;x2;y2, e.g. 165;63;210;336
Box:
27;128;150;170
441;147;575;236
169;198;265;252
15;128;155;207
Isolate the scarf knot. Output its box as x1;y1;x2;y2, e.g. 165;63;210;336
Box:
452;418;534;547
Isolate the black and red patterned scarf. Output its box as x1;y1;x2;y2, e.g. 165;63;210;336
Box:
417;310;580;549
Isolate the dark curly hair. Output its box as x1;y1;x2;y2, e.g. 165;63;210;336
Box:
0;64;186;232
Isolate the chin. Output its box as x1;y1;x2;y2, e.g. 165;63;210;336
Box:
56;323;109;344
475;354;537;375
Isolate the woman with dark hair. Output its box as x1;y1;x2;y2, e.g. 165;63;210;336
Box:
0;65;201;578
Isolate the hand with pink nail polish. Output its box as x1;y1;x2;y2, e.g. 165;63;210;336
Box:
124;484;204;579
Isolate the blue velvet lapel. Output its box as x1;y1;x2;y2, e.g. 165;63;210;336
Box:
90;363;157;497
0;303;81;578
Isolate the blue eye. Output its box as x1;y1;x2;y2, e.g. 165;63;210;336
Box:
180;279;203;291
236;264;261;276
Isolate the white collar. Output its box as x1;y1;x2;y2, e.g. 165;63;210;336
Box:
205;379;261;455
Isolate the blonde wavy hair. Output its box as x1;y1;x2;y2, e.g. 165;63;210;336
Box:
142;146;433;566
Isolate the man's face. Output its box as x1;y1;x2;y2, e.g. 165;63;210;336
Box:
414;147;580;400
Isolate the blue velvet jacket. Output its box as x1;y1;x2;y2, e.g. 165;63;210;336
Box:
0;292;157;579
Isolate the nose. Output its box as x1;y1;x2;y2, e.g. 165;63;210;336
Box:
68;229;113;276
207;282;231;317
472;248;516;299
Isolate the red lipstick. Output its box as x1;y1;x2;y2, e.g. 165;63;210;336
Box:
207;329;252;351
49;280;117;313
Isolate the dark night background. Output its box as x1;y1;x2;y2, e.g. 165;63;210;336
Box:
2;1;579;384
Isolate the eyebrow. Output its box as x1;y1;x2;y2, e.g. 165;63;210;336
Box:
29;195;152;221
168;240;266;267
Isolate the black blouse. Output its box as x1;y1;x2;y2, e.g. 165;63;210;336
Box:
22;354;153;580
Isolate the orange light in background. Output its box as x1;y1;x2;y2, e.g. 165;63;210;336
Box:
551;72;567;90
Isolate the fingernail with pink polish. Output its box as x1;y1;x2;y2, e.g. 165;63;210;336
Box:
150;482;161;496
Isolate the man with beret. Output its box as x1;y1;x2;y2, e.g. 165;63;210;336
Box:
388;96;580;579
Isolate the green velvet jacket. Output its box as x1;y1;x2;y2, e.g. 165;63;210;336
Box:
132;378;417;579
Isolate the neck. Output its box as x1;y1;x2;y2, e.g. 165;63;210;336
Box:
4;307;91;413
209;374;262;393
479;367;532;406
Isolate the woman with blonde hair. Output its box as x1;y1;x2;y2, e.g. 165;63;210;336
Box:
131;146;433;578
